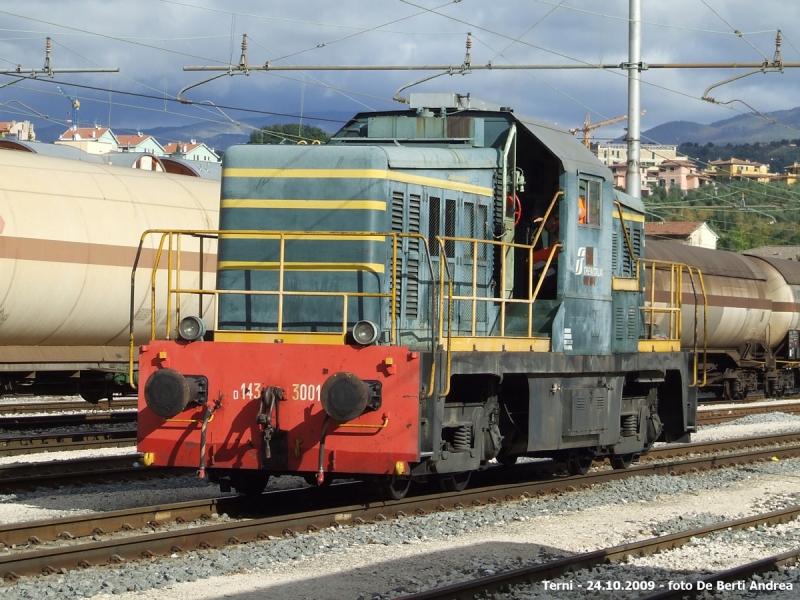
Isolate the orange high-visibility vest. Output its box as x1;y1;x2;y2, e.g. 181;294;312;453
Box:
578;196;587;224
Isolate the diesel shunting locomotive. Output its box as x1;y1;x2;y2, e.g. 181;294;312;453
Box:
134;93;701;498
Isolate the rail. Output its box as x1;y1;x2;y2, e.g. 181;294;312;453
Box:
128;229;435;388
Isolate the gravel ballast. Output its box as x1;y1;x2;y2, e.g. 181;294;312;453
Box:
0;413;799;599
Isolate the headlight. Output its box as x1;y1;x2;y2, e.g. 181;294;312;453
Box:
178;316;206;341
351;320;379;345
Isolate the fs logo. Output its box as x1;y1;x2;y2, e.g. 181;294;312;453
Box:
575;247;603;285
574;247;587;275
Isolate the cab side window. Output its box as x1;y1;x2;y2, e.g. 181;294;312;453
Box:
578;179;601;227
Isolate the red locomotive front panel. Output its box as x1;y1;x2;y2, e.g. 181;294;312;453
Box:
137;341;421;478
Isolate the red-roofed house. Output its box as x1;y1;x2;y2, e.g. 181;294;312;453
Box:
56;125;119;154
163;140;219;163
644;221;720;249
116;133;165;156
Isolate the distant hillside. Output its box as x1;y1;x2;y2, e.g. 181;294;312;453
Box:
678;139;800;173
644;106;800;145
144;112;352;153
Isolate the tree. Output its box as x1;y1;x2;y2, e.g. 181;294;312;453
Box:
249;123;332;145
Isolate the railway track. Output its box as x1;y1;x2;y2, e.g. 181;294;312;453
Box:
1;432;800;581
0;398;137;415
400;506;800;600
0;411;136;432
0;429;136;457
0;429;796;494
697;400;800;425
642;551;800;600
0;454;191;494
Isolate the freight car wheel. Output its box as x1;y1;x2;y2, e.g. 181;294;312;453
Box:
610;454;635;470
79;390;106;404
565;456;593;476
230;473;270;497
439;471;472;492
381;476;411;500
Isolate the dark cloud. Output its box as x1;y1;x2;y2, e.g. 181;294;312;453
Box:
0;0;798;139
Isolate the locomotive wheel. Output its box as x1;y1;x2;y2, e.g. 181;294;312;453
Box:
610;454;635;470
230;473;270;497
498;454;518;467
565;456;593;476
381;475;411;500
439;471;472;492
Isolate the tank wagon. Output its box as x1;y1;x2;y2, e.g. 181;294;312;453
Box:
646;241;800;400
0;150;219;401
134;93;698;497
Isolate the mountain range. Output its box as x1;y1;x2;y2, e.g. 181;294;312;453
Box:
642;106;800;145
32;105;800;152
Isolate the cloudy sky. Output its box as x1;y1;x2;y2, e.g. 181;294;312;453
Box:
1;0;799;141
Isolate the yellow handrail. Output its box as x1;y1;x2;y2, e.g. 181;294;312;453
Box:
638;258;708;387
435;235;559;342
128;229;436;387
529;190;563;253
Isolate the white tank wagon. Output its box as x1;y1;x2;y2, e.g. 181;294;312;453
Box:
645;240;800;399
0;150;219;401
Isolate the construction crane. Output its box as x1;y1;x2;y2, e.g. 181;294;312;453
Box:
570;111;645;148
58;86;80;128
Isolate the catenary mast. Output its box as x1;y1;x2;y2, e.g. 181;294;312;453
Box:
626;0;642;199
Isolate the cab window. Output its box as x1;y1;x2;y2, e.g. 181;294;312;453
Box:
578;179;601;226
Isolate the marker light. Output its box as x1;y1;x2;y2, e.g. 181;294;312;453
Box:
352;320;379;345
178;316;206;341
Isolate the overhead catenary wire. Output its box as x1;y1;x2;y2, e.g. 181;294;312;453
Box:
699;0;770;60
0;74;350;124
2;3;798;161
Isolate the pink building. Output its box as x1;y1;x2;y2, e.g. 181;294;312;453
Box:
657;159;708;192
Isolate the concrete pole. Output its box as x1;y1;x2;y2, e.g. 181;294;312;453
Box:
626;0;642;198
